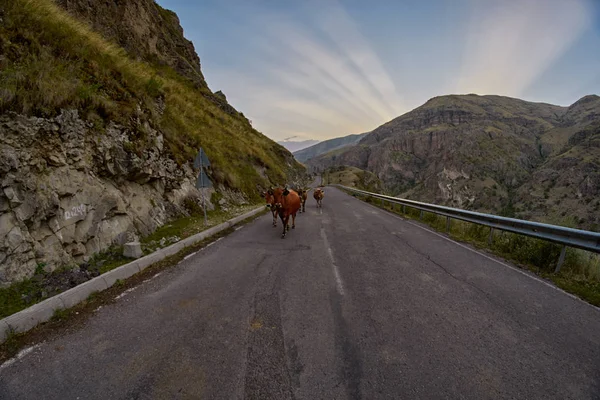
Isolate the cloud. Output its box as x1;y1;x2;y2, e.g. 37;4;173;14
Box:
314;0;404;115
205;2;403;141
456;0;593;96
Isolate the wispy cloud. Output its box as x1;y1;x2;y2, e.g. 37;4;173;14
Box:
175;0;598;141
206;2;402;141
456;0;593;96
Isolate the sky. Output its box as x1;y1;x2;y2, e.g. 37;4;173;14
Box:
158;0;600;142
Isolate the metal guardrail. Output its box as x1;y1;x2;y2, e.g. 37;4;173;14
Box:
334;185;600;272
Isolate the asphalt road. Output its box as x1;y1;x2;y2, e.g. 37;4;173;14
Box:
1;186;600;399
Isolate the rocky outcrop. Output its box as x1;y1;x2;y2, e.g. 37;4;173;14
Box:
0;109;216;284
0;0;305;285
308;94;600;229
56;0;207;88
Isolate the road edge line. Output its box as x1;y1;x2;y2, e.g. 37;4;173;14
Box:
0;206;265;343
335;187;600;313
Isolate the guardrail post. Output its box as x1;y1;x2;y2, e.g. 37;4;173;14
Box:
554;246;567;273
420;210;424;220
488;228;494;245
402;205;405;214
446;217;450;233
381;199;384;207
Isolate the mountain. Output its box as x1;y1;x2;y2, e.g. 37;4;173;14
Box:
0;0;304;284
277;139;320;153
309;94;600;230
293;132;369;163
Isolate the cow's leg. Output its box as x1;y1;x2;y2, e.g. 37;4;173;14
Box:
272;211;277;227
291;212;296;229
281;214;289;238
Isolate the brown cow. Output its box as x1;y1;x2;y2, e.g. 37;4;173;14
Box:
263;189;278;227
297;188;309;213
313;188;324;208
272;186;301;238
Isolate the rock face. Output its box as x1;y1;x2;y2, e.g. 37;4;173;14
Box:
56;0;206;88
309;94;600;230
0;0;305;285
0;109;211;284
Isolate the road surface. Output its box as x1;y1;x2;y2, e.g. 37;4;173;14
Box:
1;187;599;399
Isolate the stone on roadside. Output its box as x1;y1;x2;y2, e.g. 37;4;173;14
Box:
123;242;142;259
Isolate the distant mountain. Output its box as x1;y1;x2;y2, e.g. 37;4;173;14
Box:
277;140;320;153
293;132;369;162
308;94;600;230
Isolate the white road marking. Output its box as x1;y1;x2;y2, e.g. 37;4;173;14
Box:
183;252;197;261
356;198;600;313
204;237;223;249
402;219;600;308
0;345;40;371
142;272;162;283
235;226;244;231
320;227;345;296
114;287;137;300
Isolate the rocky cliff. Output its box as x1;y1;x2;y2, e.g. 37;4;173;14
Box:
309;94;600;230
0;0;304;285
56;0;206;88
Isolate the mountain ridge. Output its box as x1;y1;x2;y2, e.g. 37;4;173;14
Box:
308;94;599;230
293;132;369;163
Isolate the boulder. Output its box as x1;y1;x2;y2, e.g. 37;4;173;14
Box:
123;242;142;259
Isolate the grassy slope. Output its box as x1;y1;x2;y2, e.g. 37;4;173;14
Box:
323;166;382;192
0;0;302;198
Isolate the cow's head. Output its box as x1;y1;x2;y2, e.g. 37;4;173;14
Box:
264;187;283;209
263;188;275;209
270;186;289;209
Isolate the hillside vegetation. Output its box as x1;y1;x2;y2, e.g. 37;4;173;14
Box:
322;166;382;192
0;0;304;285
308;94;600;231
0;0;302;195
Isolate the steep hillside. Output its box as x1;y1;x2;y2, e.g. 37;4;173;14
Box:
0;0;304;284
294;132;368;163
309;94;599;230
56;0;206;88
515;96;600;228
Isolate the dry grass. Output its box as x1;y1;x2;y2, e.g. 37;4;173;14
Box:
0;0;301;198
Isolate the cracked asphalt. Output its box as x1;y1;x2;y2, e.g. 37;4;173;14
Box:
1;187;600;399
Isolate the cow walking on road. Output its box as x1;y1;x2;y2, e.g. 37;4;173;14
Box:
313;188;324;208
263;190;278;227
271;186;301;238
297;188;309;213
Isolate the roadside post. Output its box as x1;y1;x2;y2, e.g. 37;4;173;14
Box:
194;147;213;225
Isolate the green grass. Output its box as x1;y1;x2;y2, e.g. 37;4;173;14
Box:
0;0;303;201
323;166;382;192
142;204;259;246
357;192;600;306
0;279;44;319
